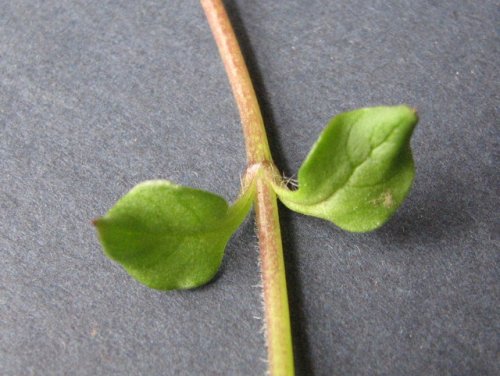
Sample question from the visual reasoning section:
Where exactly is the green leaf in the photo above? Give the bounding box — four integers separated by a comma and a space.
94, 180, 253, 290
274, 105, 417, 232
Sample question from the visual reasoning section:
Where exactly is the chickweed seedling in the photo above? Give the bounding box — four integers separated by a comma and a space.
94, 1, 418, 375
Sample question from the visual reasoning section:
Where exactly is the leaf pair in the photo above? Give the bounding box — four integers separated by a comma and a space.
94, 105, 418, 290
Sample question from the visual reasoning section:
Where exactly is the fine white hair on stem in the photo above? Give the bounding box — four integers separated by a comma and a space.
281, 172, 298, 189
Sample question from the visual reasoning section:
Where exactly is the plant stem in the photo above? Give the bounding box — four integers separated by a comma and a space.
200, 1, 294, 375
200, 0, 271, 165
254, 172, 294, 376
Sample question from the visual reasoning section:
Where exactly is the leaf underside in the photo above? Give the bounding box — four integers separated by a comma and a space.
94, 180, 252, 290
274, 105, 418, 232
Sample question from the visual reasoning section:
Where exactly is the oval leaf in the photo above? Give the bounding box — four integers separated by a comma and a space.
94, 180, 253, 290
274, 105, 417, 232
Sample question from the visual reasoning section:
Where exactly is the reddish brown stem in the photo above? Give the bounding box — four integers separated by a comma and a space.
201, 0, 272, 164
201, 1, 294, 375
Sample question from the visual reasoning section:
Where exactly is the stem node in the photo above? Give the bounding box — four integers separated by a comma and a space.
201, 1, 295, 375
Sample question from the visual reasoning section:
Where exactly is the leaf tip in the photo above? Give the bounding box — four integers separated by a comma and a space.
401, 104, 419, 123
92, 218, 103, 227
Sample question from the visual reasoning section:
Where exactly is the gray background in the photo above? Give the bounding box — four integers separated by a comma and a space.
1, 0, 498, 375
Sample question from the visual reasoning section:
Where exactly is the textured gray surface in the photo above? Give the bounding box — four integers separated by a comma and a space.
1, 0, 498, 375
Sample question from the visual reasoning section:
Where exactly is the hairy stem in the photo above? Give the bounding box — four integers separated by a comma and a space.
201, 0, 294, 375
254, 171, 294, 376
